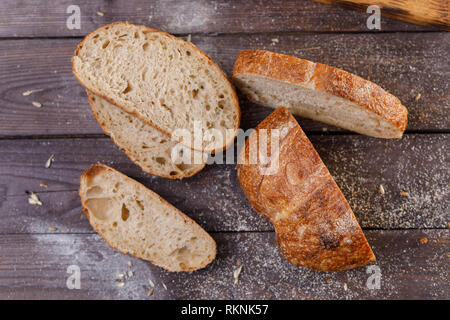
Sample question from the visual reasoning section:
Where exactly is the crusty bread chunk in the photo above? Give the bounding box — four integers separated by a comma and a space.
237, 107, 375, 271
79, 163, 216, 272
233, 50, 407, 139
87, 91, 206, 179
73, 22, 240, 153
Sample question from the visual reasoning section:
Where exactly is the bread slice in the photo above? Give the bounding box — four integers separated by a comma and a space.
87, 91, 206, 179
233, 50, 407, 139
73, 22, 240, 153
79, 163, 216, 272
237, 107, 375, 271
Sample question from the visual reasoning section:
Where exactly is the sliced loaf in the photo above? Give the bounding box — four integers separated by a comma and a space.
233, 50, 408, 138
237, 107, 375, 271
87, 91, 206, 179
79, 163, 216, 272
73, 22, 240, 153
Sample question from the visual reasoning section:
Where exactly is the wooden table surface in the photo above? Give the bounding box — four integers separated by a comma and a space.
0, 0, 448, 300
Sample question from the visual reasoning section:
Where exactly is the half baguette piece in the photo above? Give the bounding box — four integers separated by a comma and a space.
87, 91, 207, 179
237, 107, 375, 271
73, 22, 240, 153
233, 50, 407, 139
79, 163, 216, 272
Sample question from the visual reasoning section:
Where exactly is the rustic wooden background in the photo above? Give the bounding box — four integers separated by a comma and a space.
0, 0, 448, 300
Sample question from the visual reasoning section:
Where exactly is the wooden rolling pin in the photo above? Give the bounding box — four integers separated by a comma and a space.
313, 0, 449, 30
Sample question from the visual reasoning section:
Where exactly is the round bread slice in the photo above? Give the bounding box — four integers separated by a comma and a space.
233, 50, 408, 139
73, 22, 240, 153
79, 163, 217, 272
87, 91, 207, 179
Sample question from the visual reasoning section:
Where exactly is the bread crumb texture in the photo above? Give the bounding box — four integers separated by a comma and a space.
73, 22, 240, 153
79, 163, 216, 272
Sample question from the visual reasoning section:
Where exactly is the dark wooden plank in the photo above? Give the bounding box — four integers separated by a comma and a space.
0, 134, 447, 233
0, 0, 433, 38
0, 230, 448, 299
314, 0, 450, 30
0, 33, 448, 137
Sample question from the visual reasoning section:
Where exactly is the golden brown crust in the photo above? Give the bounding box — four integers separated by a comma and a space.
73, 22, 241, 154
237, 107, 375, 272
79, 163, 217, 272
86, 91, 206, 179
233, 50, 408, 136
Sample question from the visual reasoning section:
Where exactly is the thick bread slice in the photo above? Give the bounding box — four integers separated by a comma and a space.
233, 50, 407, 139
79, 163, 216, 272
87, 91, 207, 179
237, 107, 375, 271
73, 22, 240, 153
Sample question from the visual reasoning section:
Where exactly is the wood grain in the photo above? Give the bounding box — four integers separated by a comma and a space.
0, 0, 433, 38
314, 0, 450, 30
0, 230, 448, 299
0, 134, 447, 233
0, 32, 448, 137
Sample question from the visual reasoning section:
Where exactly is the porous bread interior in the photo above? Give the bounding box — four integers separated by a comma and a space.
73, 23, 239, 152
80, 166, 216, 271
89, 93, 206, 179
234, 74, 402, 138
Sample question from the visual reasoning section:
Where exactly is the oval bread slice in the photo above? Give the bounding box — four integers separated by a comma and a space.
237, 107, 375, 271
79, 163, 216, 272
87, 91, 207, 179
233, 50, 408, 139
73, 22, 240, 153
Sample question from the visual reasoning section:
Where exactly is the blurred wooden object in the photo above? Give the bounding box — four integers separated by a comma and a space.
314, 0, 450, 30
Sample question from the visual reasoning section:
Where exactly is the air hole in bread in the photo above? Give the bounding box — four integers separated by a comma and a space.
155, 157, 166, 165
121, 203, 130, 221
123, 82, 133, 94
102, 40, 110, 49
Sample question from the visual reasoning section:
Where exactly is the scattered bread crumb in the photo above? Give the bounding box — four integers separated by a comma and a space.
236, 259, 242, 266
32, 101, 42, 108
49, 226, 57, 231
147, 288, 154, 296
162, 282, 167, 290
379, 185, 385, 195
415, 93, 421, 101
127, 270, 133, 278
233, 265, 243, 284
28, 192, 42, 206
148, 279, 155, 287
419, 113, 425, 121
97, 11, 104, 16
400, 191, 409, 197
45, 154, 54, 168
116, 282, 124, 288
322, 127, 328, 132
271, 38, 279, 45
22, 89, 43, 96
40, 183, 47, 188
343, 283, 348, 291
420, 237, 428, 244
